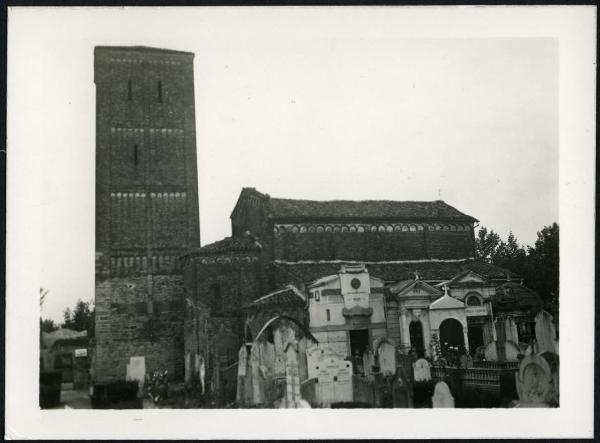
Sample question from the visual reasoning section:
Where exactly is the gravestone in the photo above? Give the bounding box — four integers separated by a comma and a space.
281, 344, 302, 408
363, 348, 375, 379
378, 342, 396, 376
393, 370, 413, 408
535, 310, 557, 354
297, 337, 308, 382
249, 343, 268, 406
126, 356, 145, 386
504, 317, 519, 343
198, 355, 206, 394
459, 353, 473, 369
184, 352, 191, 383
237, 346, 247, 403
307, 346, 353, 406
237, 345, 247, 377
432, 381, 455, 408
515, 352, 559, 407
484, 340, 521, 362
413, 358, 431, 382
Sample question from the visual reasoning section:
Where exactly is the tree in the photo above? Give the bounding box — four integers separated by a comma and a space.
39, 287, 58, 337
493, 231, 527, 274
62, 299, 95, 338
41, 318, 59, 333
523, 223, 559, 309
476, 223, 559, 309
475, 226, 501, 262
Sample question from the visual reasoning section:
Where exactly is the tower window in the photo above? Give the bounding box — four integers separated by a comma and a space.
157, 80, 163, 103
326, 309, 331, 321
127, 79, 132, 101
133, 144, 139, 166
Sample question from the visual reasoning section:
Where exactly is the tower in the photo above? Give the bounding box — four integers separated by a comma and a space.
94, 46, 200, 383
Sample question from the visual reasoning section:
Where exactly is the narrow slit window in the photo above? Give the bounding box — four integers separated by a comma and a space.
157, 80, 163, 103
133, 144, 139, 166
326, 309, 330, 321
127, 79, 132, 101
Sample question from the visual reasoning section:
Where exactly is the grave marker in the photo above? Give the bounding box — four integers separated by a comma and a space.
535, 310, 557, 354
432, 381, 455, 408
307, 346, 353, 406
413, 358, 431, 382
515, 352, 559, 407
126, 356, 145, 385
363, 348, 375, 379
378, 342, 396, 375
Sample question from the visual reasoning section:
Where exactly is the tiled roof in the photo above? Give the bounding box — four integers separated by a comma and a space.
493, 282, 542, 313
267, 197, 477, 222
272, 259, 516, 284
242, 285, 306, 310
95, 46, 193, 56
186, 233, 262, 256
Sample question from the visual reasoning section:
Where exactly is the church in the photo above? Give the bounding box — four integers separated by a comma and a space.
180, 188, 543, 389
92, 46, 544, 399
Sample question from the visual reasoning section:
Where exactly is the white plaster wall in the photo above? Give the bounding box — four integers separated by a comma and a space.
429, 308, 468, 331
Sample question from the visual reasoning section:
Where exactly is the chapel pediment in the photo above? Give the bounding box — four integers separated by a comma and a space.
390, 279, 442, 298
436, 270, 489, 288
429, 293, 465, 310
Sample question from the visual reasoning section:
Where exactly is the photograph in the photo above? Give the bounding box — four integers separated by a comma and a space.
5, 4, 595, 440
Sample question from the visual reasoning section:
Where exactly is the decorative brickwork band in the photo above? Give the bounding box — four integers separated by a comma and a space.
273, 222, 472, 236
194, 255, 260, 265
109, 255, 182, 276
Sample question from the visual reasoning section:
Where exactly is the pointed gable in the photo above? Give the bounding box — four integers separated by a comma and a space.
429, 293, 465, 310
436, 270, 489, 289
390, 279, 442, 297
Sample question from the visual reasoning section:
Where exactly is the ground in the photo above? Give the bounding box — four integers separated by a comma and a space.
47, 383, 91, 409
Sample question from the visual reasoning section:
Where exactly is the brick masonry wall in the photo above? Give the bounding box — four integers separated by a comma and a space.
94, 47, 200, 383
94, 274, 185, 383
182, 252, 267, 380
271, 229, 474, 262
273, 231, 429, 261
95, 47, 200, 261
426, 230, 475, 259
231, 193, 269, 238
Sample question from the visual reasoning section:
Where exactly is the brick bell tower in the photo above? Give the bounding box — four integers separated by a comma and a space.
94, 46, 200, 383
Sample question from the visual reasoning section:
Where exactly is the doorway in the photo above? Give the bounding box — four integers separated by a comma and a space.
409, 321, 425, 357
439, 318, 466, 353
349, 329, 369, 357
467, 325, 484, 354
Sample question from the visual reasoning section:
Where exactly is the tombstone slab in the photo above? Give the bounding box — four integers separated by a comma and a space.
432, 381, 455, 408
413, 358, 431, 382
378, 342, 396, 376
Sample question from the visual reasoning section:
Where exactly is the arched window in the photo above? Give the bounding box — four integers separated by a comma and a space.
465, 292, 482, 307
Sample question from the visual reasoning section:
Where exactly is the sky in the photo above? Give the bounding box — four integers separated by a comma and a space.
8, 8, 558, 323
